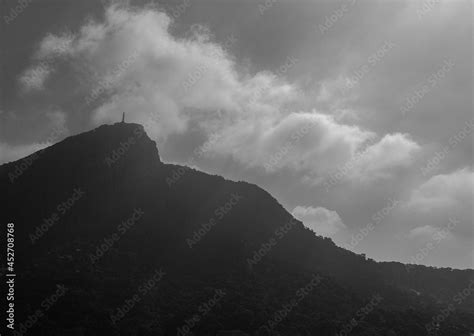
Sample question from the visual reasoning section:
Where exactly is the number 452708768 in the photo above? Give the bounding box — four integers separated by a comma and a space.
7, 222, 14, 272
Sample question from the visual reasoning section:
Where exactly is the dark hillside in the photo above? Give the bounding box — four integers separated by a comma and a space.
1, 123, 472, 335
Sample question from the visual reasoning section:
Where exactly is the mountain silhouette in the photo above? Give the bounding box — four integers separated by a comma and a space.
1, 122, 473, 336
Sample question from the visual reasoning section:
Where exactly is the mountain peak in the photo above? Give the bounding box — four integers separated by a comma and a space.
0, 122, 162, 185
85, 121, 148, 141
64, 121, 162, 170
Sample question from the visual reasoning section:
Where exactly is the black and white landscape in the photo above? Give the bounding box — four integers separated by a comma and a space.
1, 0, 473, 335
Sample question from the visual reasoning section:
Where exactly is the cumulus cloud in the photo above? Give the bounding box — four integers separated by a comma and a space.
349, 133, 421, 181
210, 112, 374, 172
18, 65, 52, 91
406, 168, 474, 212
18, 33, 74, 92
292, 206, 347, 237
24, 4, 299, 141
403, 168, 473, 247
209, 111, 420, 183
408, 224, 454, 242
34, 33, 74, 60
21, 3, 421, 183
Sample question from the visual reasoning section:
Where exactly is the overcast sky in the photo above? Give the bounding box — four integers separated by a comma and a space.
1, 0, 472, 269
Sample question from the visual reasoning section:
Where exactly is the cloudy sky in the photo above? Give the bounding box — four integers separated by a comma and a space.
1, 0, 472, 269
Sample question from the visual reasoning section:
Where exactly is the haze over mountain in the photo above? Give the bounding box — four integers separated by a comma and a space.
1, 122, 473, 335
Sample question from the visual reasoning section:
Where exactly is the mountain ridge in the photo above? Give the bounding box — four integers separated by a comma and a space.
1, 122, 473, 335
